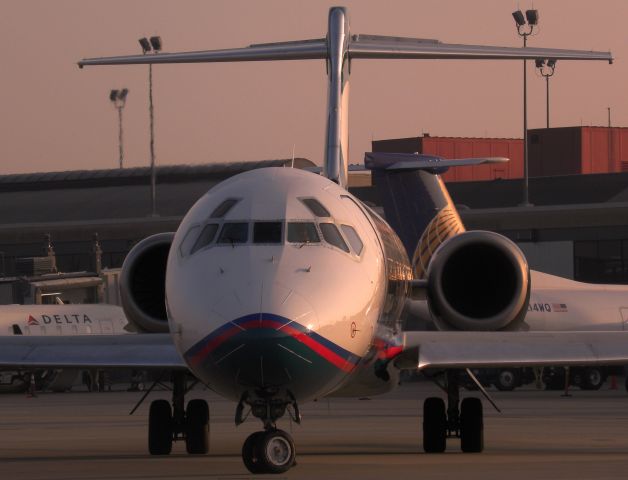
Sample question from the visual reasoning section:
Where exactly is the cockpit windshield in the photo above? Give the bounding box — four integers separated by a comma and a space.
180, 201, 364, 257
287, 222, 320, 244
254, 222, 282, 244
319, 223, 350, 253
217, 223, 249, 244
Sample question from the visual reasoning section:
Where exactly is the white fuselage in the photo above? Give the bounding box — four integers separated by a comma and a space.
523, 271, 628, 331
166, 167, 409, 403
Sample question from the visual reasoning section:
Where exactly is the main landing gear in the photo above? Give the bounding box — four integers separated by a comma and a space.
423, 370, 484, 453
146, 372, 210, 455
237, 391, 300, 474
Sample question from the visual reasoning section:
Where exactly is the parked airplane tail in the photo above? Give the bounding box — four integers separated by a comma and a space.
365, 152, 507, 279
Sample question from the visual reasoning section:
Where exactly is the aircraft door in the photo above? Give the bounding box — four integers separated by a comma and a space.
620, 308, 628, 330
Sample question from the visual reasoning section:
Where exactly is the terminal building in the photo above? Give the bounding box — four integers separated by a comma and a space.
0, 127, 627, 305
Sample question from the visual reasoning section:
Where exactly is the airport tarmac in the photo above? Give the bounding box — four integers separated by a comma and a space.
2, 381, 628, 480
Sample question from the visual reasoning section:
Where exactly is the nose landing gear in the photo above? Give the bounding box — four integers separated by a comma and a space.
237, 391, 300, 474
242, 429, 296, 474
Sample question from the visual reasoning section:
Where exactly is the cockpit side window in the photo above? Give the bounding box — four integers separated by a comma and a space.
287, 222, 320, 244
179, 225, 201, 256
254, 222, 282, 244
341, 224, 364, 255
300, 198, 331, 217
190, 223, 219, 254
319, 223, 350, 253
217, 223, 249, 244
210, 198, 239, 218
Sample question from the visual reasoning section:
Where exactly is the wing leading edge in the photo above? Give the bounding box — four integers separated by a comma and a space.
0, 334, 187, 370
398, 331, 628, 370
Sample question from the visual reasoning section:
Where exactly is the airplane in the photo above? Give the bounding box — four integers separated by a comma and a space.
1, 6, 627, 475
368, 150, 628, 391
0, 303, 129, 392
0, 303, 129, 336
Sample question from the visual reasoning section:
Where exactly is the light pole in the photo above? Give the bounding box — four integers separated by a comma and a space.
109, 88, 129, 169
535, 59, 557, 128
139, 36, 162, 217
513, 8, 539, 207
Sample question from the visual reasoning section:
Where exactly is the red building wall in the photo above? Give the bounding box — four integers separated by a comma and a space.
420, 136, 523, 182
373, 128, 628, 182
530, 127, 628, 176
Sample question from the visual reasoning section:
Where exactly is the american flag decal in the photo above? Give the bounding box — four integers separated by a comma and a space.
552, 303, 568, 313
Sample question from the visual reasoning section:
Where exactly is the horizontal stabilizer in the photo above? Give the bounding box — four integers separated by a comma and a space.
78, 34, 612, 68
349, 34, 612, 63
365, 152, 508, 174
78, 39, 327, 68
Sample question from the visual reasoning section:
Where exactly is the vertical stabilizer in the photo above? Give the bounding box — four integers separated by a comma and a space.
324, 7, 351, 188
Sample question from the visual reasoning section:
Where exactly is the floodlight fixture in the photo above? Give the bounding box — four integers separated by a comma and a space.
512, 10, 526, 27
109, 89, 119, 102
149, 36, 162, 52
526, 9, 539, 26
535, 58, 545, 69
119, 88, 129, 101
547, 58, 557, 68
139, 37, 151, 53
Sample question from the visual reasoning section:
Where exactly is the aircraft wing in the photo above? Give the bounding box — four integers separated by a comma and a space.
0, 334, 187, 370
397, 331, 628, 370
78, 34, 611, 68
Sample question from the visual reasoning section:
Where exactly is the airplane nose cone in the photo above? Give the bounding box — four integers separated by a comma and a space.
210, 280, 319, 333
182, 280, 359, 401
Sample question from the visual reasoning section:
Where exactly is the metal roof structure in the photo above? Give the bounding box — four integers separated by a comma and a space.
0, 159, 314, 192
0, 159, 315, 224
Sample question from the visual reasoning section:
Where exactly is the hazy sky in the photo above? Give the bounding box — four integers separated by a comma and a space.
0, 0, 625, 174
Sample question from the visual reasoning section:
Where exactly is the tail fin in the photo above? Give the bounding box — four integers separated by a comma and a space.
365, 152, 507, 279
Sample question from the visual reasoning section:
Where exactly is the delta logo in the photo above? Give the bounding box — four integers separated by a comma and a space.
26, 313, 93, 325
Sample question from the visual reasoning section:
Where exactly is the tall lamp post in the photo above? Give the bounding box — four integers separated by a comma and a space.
512, 8, 539, 207
535, 59, 557, 128
139, 36, 162, 217
109, 88, 129, 169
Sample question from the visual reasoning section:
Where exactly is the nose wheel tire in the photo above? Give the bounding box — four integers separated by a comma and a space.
242, 429, 296, 474
185, 399, 210, 454
423, 397, 447, 453
148, 399, 173, 455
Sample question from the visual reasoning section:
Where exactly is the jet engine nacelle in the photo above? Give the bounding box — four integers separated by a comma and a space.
119, 233, 174, 333
426, 230, 530, 331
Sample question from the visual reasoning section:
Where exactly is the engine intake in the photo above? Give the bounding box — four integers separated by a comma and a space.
120, 233, 174, 333
427, 231, 530, 331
